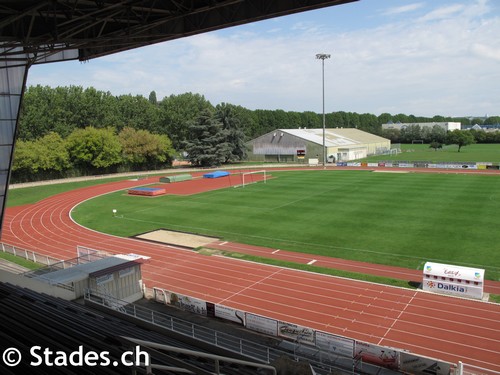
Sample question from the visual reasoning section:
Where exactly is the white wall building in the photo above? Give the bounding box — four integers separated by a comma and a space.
382, 122, 461, 131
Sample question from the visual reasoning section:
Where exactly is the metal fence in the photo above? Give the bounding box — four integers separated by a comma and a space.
458, 362, 500, 375
84, 289, 373, 375
1, 242, 62, 266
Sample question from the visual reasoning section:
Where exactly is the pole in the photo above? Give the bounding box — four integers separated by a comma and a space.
316, 53, 330, 167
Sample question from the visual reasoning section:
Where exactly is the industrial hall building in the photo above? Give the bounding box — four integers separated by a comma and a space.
247, 128, 391, 164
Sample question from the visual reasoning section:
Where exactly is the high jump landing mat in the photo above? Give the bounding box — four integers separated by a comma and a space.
203, 170, 230, 178
127, 187, 166, 196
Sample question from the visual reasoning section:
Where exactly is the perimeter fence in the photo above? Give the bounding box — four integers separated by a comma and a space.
1, 242, 62, 266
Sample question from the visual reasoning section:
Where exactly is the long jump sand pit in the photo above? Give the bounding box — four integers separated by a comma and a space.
135, 229, 219, 249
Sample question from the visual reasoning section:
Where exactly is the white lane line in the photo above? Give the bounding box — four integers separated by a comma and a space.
307, 259, 317, 265
272, 249, 280, 254
378, 290, 418, 346
218, 268, 284, 305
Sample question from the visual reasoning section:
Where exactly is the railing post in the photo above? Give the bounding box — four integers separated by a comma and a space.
457, 361, 463, 375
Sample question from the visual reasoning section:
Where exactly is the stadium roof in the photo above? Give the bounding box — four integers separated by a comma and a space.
281, 128, 389, 147
0, 0, 356, 64
33, 254, 150, 284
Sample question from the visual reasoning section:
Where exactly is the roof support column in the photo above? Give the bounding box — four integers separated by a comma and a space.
0, 47, 30, 239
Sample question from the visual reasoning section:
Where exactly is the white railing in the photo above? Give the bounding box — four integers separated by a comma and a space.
84, 289, 360, 374
457, 362, 500, 375
124, 336, 277, 375
1, 242, 62, 266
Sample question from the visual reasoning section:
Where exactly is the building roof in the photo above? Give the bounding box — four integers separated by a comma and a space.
33, 254, 149, 285
281, 128, 389, 147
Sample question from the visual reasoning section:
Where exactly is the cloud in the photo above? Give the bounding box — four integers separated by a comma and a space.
471, 43, 500, 61
382, 3, 424, 16
418, 4, 465, 22
27, 0, 499, 117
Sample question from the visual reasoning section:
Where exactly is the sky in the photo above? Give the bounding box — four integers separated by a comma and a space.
27, 0, 500, 118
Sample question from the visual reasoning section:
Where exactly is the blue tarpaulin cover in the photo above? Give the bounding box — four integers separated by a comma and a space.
203, 171, 230, 178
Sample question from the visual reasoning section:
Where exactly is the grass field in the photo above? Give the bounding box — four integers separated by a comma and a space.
364, 143, 500, 163
72, 170, 500, 281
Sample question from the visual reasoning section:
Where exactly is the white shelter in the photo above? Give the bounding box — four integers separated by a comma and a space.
34, 253, 149, 302
422, 262, 484, 300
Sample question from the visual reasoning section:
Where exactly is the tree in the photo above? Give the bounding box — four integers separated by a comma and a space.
115, 94, 160, 133
183, 109, 230, 167
12, 132, 70, 181
215, 103, 247, 162
358, 113, 380, 134
429, 141, 442, 151
484, 116, 500, 125
300, 111, 321, 130
429, 125, 447, 144
66, 127, 122, 170
36, 132, 70, 172
118, 127, 174, 169
378, 113, 392, 126
158, 92, 213, 149
148, 90, 158, 105
381, 128, 401, 143
445, 130, 475, 152
400, 125, 422, 143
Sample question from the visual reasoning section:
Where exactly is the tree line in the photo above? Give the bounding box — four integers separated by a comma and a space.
381, 125, 500, 144
12, 84, 500, 182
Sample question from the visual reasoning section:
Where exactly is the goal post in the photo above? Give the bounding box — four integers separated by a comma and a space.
241, 170, 266, 188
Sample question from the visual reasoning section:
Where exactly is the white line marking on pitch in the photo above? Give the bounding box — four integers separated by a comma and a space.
272, 249, 280, 254
307, 259, 317, 265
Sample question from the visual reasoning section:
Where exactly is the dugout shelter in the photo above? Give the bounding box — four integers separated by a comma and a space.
32, 253, 150, 302
422, 262, 485, 300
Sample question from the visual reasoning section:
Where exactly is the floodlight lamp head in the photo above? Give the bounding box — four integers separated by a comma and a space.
316, 53, 331, 60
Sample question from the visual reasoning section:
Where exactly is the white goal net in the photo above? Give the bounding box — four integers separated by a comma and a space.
241, 170, 267, 188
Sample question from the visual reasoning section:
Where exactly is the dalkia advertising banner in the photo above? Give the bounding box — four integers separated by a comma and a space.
422, 279, 483, 299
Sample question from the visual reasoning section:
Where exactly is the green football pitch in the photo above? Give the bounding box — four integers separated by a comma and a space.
72, 170, 500, 280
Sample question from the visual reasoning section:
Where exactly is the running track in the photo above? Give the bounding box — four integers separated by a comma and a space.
2, 175, 500, 371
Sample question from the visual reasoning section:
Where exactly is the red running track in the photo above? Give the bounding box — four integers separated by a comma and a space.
208, 241, 500, 296
2, 175, 500, 371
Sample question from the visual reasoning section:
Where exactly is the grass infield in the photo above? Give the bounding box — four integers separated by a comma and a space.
71, 170, 500, 281
364, 143, 500, 163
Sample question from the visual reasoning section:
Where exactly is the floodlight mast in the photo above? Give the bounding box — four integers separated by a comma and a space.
316, 53, 330, 167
